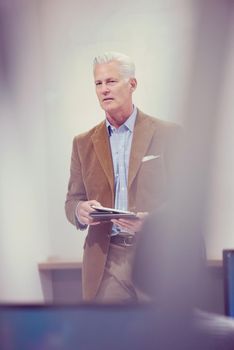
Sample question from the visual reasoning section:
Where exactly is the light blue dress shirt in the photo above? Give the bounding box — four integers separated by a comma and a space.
106, 106, 137, 236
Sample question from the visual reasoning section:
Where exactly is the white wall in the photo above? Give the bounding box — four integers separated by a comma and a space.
0, 0, 233, 301
206, 4, 234, 259
0, 0, 49, 301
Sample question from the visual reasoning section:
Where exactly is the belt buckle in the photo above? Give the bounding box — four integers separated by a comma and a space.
123, 235, 135, 247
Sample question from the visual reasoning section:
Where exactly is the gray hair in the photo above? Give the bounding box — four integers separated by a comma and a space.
93, 51, 135, 78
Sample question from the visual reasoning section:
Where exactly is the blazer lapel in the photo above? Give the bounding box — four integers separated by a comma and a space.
91, 122, 114, 193
128, 111, 157, 189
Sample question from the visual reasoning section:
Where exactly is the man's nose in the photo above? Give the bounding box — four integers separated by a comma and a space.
100, 83, 110, 94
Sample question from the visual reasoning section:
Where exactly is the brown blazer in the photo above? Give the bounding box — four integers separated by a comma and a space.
65, 109, 181, 300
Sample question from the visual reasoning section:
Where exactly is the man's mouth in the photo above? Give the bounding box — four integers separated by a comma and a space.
103, 98, 114, 102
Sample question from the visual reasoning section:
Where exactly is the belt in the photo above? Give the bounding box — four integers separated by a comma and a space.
110, 234, 136, 247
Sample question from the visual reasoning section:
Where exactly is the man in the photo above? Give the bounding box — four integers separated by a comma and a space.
65, 51, 180, 302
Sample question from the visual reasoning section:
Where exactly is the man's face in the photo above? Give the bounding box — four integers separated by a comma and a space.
94, 61, 137, 118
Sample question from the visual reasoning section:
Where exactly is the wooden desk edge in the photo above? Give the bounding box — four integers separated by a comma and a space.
207, 259, 222, 268
38, 261, 82, 271
38, 259, 222, 271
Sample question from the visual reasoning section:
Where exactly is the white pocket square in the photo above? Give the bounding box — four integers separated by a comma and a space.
142, 155, 160, 162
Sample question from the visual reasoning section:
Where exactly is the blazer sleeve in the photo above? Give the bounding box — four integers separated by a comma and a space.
65, 136, 88, 229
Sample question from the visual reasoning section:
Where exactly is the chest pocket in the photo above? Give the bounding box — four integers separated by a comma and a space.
137, 154, 166, 203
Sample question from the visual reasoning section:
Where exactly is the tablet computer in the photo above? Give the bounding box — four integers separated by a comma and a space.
90, 206, 138, 221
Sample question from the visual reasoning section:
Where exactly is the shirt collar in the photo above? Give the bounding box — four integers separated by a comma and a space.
106, 105, 137, 136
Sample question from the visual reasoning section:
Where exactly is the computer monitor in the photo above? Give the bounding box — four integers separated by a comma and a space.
1, 302, 234, 349
0, 303, 156, 350
223, 249, 234, 317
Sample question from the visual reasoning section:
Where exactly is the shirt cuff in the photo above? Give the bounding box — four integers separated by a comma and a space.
75, 201, 88, 231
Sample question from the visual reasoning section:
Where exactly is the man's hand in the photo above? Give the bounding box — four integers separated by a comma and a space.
76, 200, 102, 226
111, 212, 148, 233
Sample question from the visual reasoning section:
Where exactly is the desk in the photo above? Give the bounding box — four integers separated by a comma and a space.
38, 259, 224, 313
38, 260, 82, 303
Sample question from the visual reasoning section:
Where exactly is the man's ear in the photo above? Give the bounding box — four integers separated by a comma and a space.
129, 78, 137, 92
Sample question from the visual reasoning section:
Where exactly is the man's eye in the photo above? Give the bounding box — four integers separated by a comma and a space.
108, 80, 117, 85
95, 82, 101, 86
